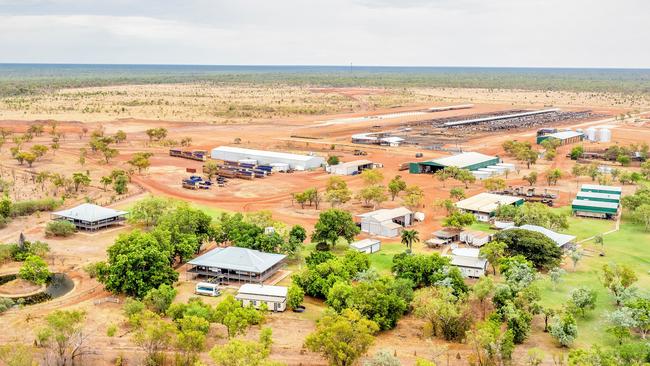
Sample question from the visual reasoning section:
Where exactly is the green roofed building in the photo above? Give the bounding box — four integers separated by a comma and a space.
575, 191, 621, 204
409, 152, 500, 174
572, 199, 619, 219
536, 130, 584, 145
580, 184, 623, 195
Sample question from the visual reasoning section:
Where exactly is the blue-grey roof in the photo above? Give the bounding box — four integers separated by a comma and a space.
52, 203, 127, 222
188, 246, 286, 273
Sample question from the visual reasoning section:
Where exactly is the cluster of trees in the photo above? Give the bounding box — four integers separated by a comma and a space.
540, 138, 561, 161
502, 140, 538, 168
145, 127, 168, 142
433, 166, 476, 189
493, 229, 563, 269
96, 203, 213, 297
0, 237, 49, 264
88, 127, 120, 164
310, 209, 360, 251
100, 169, 130, 194
572, 162, 643, 186
494, 202, 569, 231
622, 187, 650, 231
292, 250, 369, 299
212, 211, 306, 257
392, 252, 468, 294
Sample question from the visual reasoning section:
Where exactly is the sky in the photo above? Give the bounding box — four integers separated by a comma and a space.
0, 0, 648, 68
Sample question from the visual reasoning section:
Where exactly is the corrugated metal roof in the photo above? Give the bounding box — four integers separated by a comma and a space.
546, 131, 583, 140
188, 247, 286, 273
212, 146, 320, 162
450, 255, 488, 269
571, 199, 619, 209
580, 184, 623, 193
455, 193, 523, 213
350, 239, 381, 249
357, 207, 413, 222
444, 109, 560, 127
332, 160, 373, 169
237, 284, 287, 298
576, 191, 621, 201
52, 203, 127, 222
429, 152, 498, 169
514, 224, 576, 247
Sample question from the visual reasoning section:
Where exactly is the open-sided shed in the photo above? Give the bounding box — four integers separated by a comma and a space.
409, 152, 499, 174
51, 203, 127, 231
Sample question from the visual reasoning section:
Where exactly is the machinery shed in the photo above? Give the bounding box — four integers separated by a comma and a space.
576, 191, 621, 203
211, 146, 324, 170
328, 160, 375, 175
572, 199, 619, 219
580, 184, 623, 195
409, 152, 499, 174
536, 130, 584, 145
455, 193, 524, 222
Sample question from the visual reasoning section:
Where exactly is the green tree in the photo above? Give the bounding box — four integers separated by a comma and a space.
129, 196, 172, 227
570, 145, 584, 160
402, 185, 424, 210
19, 255, 51, 285
412, 286, 472, 341
549, 267, 566, 291
97, 230, 178, 298
132, 311, 177, 365
360, 169, 384, 186
325, 177, 352, 207
311, 209, 360, 250
568, 287, 598, 317
473, 276, 495, 318
114, 130, 127, 143
545, 168, 562, 186
631, 204, 650, 231
523, 171, 538, 186
71, 172, 91, 192
30, 144, 48, 159
400, 229, 419, 252
113, 173, 128, 194
209, 338, 277, 366
617, 154, 631, 166
364, 349, 401, 366
602, 263, 638, 306
494, 228, 563, 269
128, 152, 153, 174
143, 284, 178, 314
388, 175, 407, 201
99, 175, 112, 191
549, 312, 578, 347
449, 187, 465, 201
466, 319, 515, 365
442, 211, 476, 230
483, 177, 506, 192
305, 309, 379, 366
213, 295, 264, 338
203, 160, 220, 180
480, 241, 508, 275
358, 185, 387, 208
287, 283, 305, 310
37, 310, 87, 366
327, 155, 340, 165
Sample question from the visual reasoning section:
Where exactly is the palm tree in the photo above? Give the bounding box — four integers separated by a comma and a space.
401, 229, 420, 253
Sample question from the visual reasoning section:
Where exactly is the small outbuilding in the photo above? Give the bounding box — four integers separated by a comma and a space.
455, 193, 524, 222
349, 239, 381, 253
51, 203, 128, 231
450, 248, 488, 278
536, 130, 584, 145
431, 228, 461, 244
460, 230, 492, 247
328, 160, 375, 176
235, 284, 287, 312
357, 207, 414, 238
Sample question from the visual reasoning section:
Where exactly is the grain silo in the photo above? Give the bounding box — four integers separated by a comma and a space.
598, 128, 612, 143
586, 127, 597, 142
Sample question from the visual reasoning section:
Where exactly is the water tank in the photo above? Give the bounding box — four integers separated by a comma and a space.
586, 127, 597, 141
599, 128, 611, 143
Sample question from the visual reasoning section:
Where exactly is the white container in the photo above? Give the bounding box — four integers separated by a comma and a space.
195, 282, 220, 297
238, 159, 258, 165
598, 128, 611, 143
586, 127, 597, 142
472, 171, 492, 180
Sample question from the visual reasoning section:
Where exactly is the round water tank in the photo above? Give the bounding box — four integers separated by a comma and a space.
599, 128, 612, 143
586, 127, 597, 141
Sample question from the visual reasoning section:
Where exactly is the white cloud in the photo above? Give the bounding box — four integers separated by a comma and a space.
0, 0, 648, 67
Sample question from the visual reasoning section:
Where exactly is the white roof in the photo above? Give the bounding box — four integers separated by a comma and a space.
444, 108, 560, 127
381, 221, 402, 230
358, 207, 413, 222
429, 152, 498, 169
237, 284, 287, 298
581, 184, 623, 193
572, 199, 620, 209
212, 146, 318, 162
455, 193, 522, 214
350, 239, 380, 249
52, 203, 127, 222
380, 136, 405, 143
188, 246, 286, 273
546, 131, 583, 140
333, 160, 373, 168
576, 191, 621, 200
451, 255, 488, 269
451, 248, 481, 257
511, 224, 576, 247
351, 133, 378, 141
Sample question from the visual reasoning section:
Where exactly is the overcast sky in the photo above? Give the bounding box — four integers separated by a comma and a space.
0, 0, 648, 68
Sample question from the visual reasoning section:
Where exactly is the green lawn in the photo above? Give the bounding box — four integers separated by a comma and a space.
537, 216, 650, 347
554, 206, 616, 241
368, 242, 406, 275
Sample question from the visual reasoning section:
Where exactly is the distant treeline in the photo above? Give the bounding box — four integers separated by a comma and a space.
1, 64, 650, 97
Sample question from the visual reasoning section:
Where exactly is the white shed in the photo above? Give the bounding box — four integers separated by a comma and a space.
235, 284, 288, 312
329, 160, 374, 176
350, 239, 381, 254
450, 248, 488, 278
357, 207, 414, 238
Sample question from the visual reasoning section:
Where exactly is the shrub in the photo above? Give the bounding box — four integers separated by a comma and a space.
45, 220, 76, 237
143, 284, 177, 314
107, 324, 117, 337
10, 198, 62, 217
18, 255, 51, 285
0, 297, 14, 313
287, 283, 305, 310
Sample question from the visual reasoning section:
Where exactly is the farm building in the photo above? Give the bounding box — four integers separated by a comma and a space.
450, 248, 488, 278
572, 199, 619, 219
431, 228, 461, 244
357, 207, 414, 238
51, 203, 127, 231
459, 230, 492, 247
536, 130, 584, 145
576, 191, 621, 203
579, 184, 623, 195
455, 193, 524, 222
328, 160, 375, 175
210, 146, 324, 170
351, 133, 404, 147
187, 246, 286, 284
349, 239, 381, 253
235, 284, 287, 312
409, 152, 500, 174
507, 224, 576, 248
